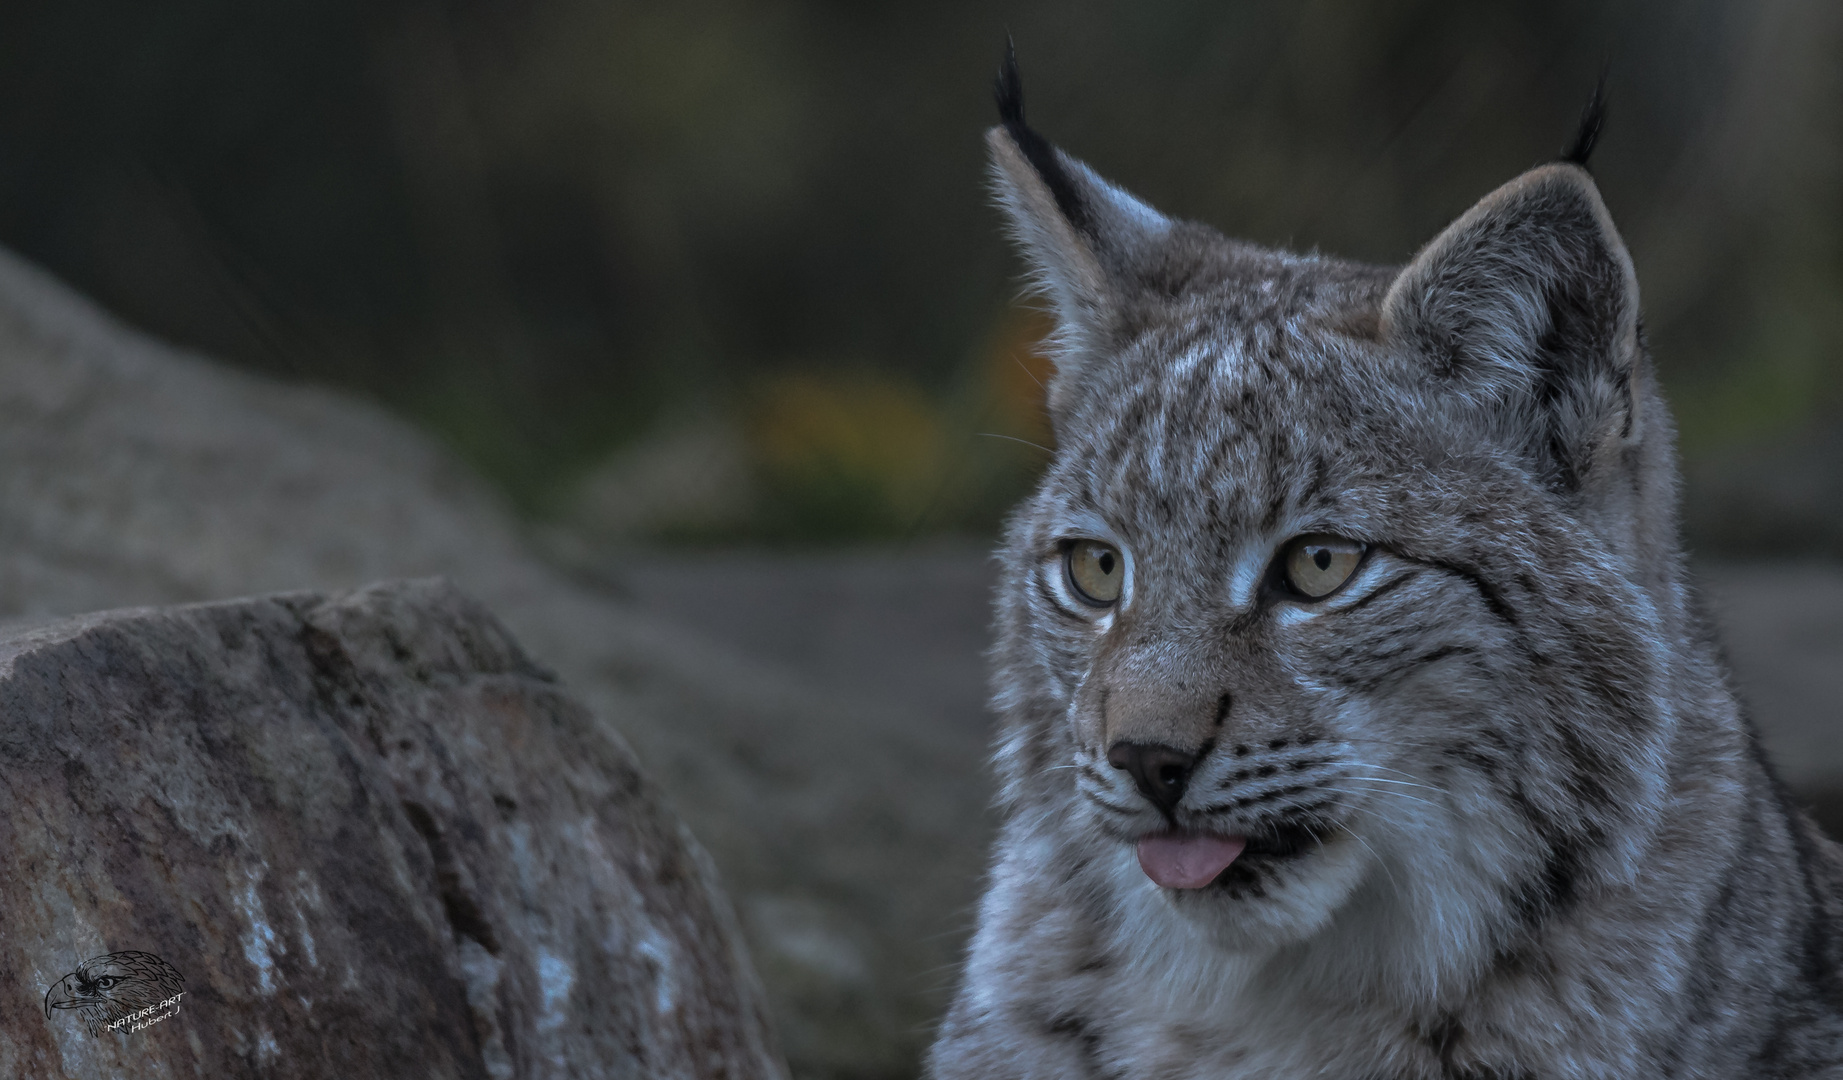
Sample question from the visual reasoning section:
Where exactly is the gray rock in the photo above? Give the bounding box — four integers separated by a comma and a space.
564, 414, 758, 541
0, 578, 783, 1080
0, 247, 986, 1078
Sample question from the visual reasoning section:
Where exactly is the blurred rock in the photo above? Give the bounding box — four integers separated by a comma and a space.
614, 545, 998, 735
0, 248, 990, 1079
565, 415, 758, 541
0, 579, 783, 1080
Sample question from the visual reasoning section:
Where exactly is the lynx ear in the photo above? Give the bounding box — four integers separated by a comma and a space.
986, 43, 1172, 417
1381, 163, 1642, 491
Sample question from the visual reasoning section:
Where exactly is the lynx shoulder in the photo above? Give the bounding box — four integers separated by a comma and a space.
928, 48, 1843, 1080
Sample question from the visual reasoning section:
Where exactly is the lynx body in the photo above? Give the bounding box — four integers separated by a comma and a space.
928, 55, 1843, 1079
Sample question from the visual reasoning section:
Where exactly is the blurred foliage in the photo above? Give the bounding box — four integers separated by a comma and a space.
0, 0, 1837, 540
750, 374, 952, 540
741, 309, 1058, 541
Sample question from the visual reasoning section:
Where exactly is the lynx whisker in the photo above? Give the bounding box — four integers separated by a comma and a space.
1338, 823, 1402, 894
1343, 761, 1441, 784
1339, 773, 1448, 797
1308, 784, 1443, 814
977, 432, 1053, 455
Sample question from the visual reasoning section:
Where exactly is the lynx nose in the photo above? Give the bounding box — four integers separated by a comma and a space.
1107, 741, 1201, 814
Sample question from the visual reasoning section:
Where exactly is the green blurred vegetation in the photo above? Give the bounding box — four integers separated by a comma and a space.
0, 0, 1837, 542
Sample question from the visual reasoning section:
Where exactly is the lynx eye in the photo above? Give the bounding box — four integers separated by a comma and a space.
1065, 540, 1124, 606
1282, 534, 1365, 599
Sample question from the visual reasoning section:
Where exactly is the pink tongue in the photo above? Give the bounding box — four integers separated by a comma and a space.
1136, 834, 1248, 889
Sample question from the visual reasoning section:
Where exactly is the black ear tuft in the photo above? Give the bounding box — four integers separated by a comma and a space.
1562, 72, 1608, 167
992, 38, 1092, 235
996, 36, 1024, 128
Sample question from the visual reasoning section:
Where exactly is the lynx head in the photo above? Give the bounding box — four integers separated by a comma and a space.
986, 47, 1684, 989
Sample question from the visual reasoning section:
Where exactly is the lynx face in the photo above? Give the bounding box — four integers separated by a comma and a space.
983, 60, 1679, 969
935, 51, 1843, 1080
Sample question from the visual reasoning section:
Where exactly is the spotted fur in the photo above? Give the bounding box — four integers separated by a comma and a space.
928, 53, 1843, 1080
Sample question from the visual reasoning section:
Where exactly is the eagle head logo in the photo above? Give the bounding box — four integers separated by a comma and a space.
44, 952, 185, 1036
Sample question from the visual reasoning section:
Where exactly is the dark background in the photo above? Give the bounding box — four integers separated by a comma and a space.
1, 0, 1838, 543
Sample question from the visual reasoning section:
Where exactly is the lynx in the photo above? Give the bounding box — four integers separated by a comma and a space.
928, 48, 1843, 1080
